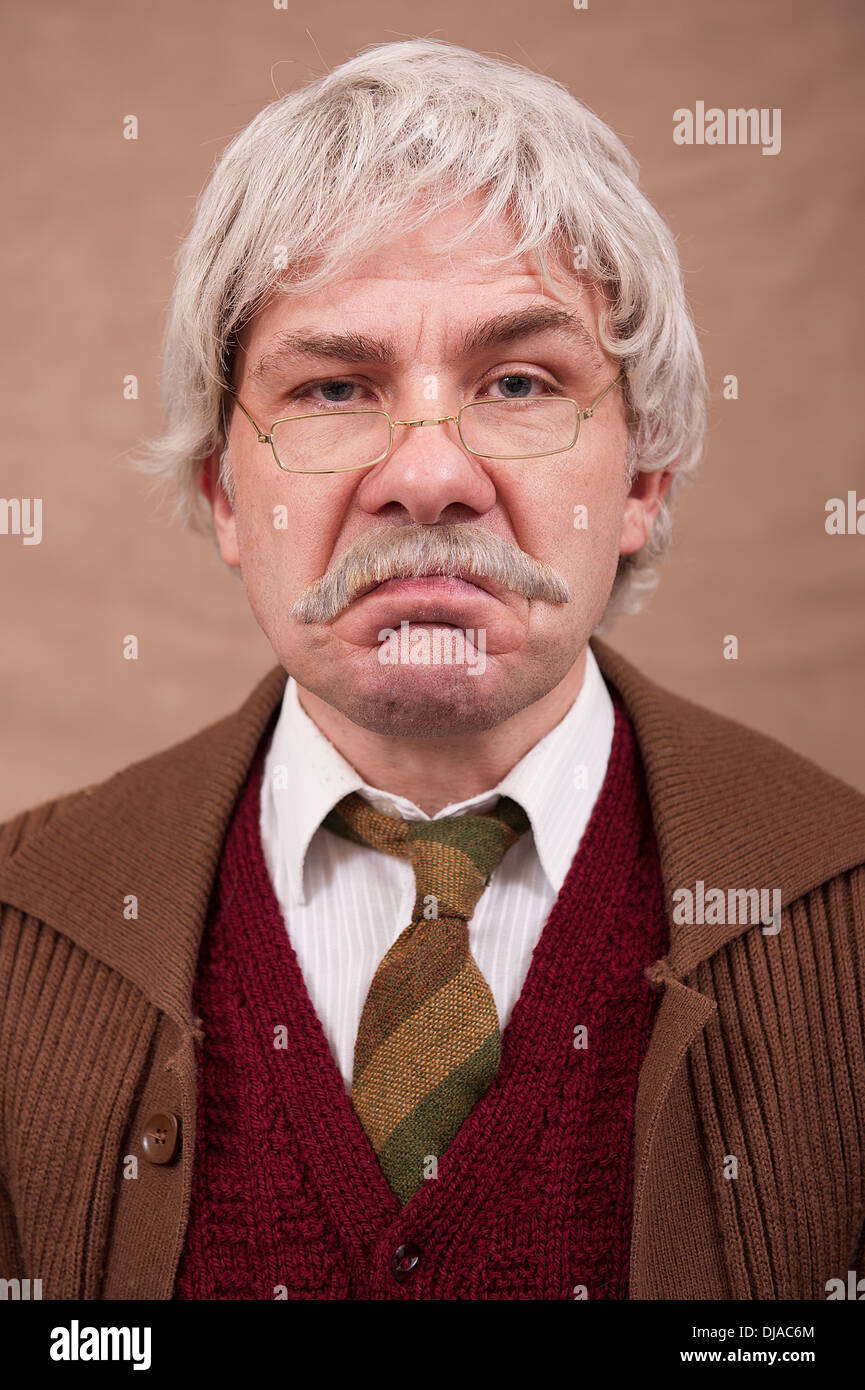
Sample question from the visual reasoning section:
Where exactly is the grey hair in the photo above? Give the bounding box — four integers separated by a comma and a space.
133, 38, 706, 627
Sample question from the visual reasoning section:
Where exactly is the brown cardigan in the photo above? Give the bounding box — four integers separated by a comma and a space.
1, 638, 864, 1300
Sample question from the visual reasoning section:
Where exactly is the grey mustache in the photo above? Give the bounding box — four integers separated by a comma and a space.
290, 523, 571, 624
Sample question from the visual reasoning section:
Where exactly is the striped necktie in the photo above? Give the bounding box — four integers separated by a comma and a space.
322, 791, 531, 1205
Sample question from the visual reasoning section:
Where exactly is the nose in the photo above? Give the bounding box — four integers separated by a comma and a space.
355, 414, 497, 526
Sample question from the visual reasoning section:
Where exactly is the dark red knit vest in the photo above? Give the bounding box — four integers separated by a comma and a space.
174, 689, 668, 1300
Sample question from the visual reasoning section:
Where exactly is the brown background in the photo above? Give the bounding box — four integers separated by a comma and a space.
1, 0, 863, 818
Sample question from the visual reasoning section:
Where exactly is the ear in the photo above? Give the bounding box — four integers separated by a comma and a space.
200, 449, 240, 568
619, 465, 674, 557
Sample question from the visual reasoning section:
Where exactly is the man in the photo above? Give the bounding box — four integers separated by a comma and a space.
1, 38, 864, 1302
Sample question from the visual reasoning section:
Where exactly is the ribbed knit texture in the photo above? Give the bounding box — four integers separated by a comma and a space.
173, 694, 668, 1300
0, 796, 160, 1299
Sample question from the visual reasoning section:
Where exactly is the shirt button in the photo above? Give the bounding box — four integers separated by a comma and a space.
141, 1112, 179, 1164
391, 1242, 422, 1282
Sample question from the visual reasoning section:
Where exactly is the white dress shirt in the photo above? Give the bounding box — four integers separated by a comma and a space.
259, 647, 615, 1091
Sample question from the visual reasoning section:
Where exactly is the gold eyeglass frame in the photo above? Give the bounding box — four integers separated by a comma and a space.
223, 373, 624, 475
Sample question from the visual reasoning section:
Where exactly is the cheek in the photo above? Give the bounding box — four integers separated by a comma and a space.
231, 471, 352, 603
233, 488, 283, 583
502, 456, 628, 583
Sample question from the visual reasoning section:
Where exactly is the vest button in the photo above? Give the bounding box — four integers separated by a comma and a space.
391, 1242, 422, 1282
141, 1111, 179, 1165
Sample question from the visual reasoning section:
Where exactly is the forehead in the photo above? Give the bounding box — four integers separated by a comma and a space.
236, 198, 605, 364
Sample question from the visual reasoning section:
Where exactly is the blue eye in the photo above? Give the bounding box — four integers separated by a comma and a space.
476, 369, 562, 404
319, 380, 355, 403
493, 375, 536, 398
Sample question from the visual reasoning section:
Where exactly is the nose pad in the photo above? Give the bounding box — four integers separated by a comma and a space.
388, 414, 464, 459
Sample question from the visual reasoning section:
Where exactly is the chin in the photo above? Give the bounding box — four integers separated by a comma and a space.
302, 645, 568, 739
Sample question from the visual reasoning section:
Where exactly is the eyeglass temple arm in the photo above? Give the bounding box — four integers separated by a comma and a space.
224, 388, 270, 443
581, 372, 625, 420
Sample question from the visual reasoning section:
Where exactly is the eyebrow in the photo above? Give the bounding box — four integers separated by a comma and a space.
245, 306, 606, 385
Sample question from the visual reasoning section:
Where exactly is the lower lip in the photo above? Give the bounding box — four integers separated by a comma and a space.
329, 574, 524, 652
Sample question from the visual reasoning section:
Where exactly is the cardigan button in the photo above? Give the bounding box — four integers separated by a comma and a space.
391, 1242, 421, 1282
141, 1112, 179, 1165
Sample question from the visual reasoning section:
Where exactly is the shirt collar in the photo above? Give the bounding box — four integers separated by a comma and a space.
260, 646, 614, 907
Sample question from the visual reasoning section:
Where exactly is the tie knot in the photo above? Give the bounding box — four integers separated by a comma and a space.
323, 792, 530, 921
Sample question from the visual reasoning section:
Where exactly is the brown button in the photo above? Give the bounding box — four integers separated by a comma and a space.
141, 1112, 179, 1165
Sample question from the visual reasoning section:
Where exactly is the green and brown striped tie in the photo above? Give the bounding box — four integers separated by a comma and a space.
322, 791, 531, 1205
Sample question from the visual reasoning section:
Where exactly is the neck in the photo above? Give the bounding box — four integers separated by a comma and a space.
295, 647, 589, 816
